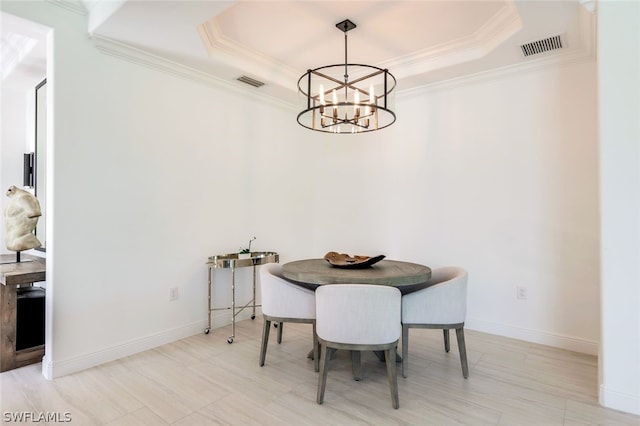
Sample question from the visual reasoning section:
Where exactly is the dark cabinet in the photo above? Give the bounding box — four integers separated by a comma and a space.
16, 286, 45, 351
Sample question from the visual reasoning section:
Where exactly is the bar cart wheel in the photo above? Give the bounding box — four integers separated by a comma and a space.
204, 328, 210, 334
227, 337, 234, 344
251, 314, 256, 320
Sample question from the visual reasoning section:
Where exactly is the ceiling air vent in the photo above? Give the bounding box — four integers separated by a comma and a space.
520, 35, 563, 57
237, 75, 265, 88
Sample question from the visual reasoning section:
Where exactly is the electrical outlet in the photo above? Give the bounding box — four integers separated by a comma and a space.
169, 287, 179, 301
517, 286, 528, 300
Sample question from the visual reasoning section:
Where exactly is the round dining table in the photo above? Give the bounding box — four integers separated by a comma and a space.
281, 258, 432, 294
282, 257, 431, 366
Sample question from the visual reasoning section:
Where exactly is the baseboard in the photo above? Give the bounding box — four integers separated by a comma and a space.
465, 317, 598, 355
41, 355, 53, 380
600, 384, 640, 415
44, 313, 596, 378
48, 310, 259, 378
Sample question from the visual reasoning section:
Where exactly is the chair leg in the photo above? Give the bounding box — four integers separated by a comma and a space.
402, 324, 409, 378
384, 347, 400, 409
316, 344, 330, 404
277, 322, 283, 344
443, 329, 450, 352
351, 351, 362, 381
455, 327, 469, 379
312, 322, 319, 372
259, 319, 271, 366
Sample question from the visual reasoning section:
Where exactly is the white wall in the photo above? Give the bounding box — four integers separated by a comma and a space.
1, 1, 601, 381
391, 62, 600, 351
598, 0, 640, 415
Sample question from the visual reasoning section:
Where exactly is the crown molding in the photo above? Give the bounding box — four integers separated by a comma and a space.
580, 0, 596, 14
398, 46, 596, 100
90, 34, 296, 111
89, 3, 596, 113
398, 4, 596, 99
47, 0, 87, 15
579, 0, 597, 60
379, 1, 522, 79
199, 2, 521, 86
197, 19, 299, 92
473, 1, 524, 54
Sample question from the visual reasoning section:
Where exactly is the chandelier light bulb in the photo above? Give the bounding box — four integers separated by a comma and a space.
354, 90, 360, 116
297, 19, 396, 134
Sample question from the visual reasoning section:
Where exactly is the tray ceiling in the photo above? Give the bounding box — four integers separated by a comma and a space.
8, 1, 596, 104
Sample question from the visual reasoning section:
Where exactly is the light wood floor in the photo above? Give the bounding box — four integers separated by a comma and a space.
1, 318, 639, 425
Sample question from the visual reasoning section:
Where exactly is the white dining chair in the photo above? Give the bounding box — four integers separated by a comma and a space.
259, 263, 318, 372
401, 266, 469, 379
315, 284, 402, 409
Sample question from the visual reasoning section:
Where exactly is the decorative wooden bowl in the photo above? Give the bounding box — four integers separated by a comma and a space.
323, 251, 385, 269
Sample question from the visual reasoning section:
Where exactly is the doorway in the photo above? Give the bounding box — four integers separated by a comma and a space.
1, 11, 52, 378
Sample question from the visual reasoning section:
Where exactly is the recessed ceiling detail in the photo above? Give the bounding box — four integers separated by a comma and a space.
79, 1, 597, 105
198, 1, 520, 86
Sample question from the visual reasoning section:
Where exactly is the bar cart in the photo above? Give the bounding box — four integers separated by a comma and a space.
206, 252, 279, 343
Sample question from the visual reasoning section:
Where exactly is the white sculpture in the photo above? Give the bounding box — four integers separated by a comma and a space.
4, 185, 42, 251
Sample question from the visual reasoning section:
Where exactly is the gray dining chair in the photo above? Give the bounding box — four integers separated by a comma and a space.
259, 263, 318, 372
315, 284, 402, 409
401, 266, 469, 379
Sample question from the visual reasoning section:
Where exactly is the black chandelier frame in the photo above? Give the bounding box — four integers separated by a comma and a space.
296, 19, 397, 134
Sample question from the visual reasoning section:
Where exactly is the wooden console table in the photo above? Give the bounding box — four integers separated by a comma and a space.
0, 253, 46, 372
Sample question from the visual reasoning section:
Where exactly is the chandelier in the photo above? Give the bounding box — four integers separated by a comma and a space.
297, 19, 396, 134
